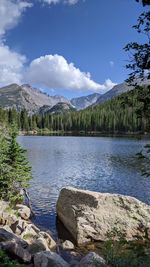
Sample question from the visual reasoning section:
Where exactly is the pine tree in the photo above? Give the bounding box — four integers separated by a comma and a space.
0, 127, 13, 200
0, 126, 32, 204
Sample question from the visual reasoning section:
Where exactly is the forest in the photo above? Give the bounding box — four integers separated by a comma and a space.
0, 85, 150, 135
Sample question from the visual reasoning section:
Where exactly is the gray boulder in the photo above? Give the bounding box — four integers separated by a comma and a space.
0, 228, 31, 263
79, 252, 106, 267
28, 237, 50, 254
0, 228, 28, 247
34, 251, 69, 267
1, 241, 31, 263
57, 187, 150, 245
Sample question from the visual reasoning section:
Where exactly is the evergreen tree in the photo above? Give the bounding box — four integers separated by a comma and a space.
0, 127, 13, 200
0, 126, 32, 204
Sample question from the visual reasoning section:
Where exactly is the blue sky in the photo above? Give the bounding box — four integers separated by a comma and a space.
0, 0, 148, 98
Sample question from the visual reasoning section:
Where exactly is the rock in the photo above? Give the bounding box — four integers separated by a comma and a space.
56, 187, 150, 245
39, 231, 56, 250
1, 241, 31, 263
34, 251, 69, 267
62, 240, 74, 250
21, 224, 39, 241
0, 228, 31, 263
16, 204, 31, 220
0, 228, 28, 247
11, 219, 27, 235
70, 259, 79, 267
28, 237, 50, 254
79, 252, 106, 267
0, 211, 18, 226
2, 225, 14, 234
0, 201, 19, 226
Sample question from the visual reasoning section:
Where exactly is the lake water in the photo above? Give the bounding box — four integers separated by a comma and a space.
18, 136, 150, 238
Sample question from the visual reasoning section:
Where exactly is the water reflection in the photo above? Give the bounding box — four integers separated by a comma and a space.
18, 136, 150, 236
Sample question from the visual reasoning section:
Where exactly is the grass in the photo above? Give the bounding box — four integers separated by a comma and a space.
102, 239, 150, 267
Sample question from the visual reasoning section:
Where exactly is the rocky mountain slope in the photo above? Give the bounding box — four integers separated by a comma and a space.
0, 84, 72, 114
39, 102, 75, 115
71, 93, 100, 110
95, 79, 150, 105
0, 80, 149, 114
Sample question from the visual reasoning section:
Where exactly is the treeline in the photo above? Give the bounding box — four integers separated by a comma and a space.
0, 85, 150, 134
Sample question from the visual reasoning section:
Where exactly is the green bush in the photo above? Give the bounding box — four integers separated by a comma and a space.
0, 250, 25, 267
103, 239, 150, 267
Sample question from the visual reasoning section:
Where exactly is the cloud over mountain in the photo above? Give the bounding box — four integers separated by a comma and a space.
25, 54, 116, 92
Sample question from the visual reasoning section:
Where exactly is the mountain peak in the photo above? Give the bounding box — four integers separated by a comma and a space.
71, 92, 101, 110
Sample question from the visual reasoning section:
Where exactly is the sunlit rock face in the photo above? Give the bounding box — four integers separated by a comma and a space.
56, 187, 150, 245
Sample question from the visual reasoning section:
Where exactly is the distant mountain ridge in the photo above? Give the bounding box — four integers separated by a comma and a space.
95, 79, 150, 106
0, 80, 149, 114
0, 84, 72, 114
71, 93, 100, 110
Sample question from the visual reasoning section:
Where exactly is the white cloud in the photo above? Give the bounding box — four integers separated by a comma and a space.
0, 0, 32, 38
0, 44, 26, 86
0, 0, 116, 93
25, 54, 116, 92
0, 0, 32, 87
41, 0, 79, 5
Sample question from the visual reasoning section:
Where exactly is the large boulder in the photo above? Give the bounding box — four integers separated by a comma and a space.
56, 187, 150, 245
34, 251, 69, 267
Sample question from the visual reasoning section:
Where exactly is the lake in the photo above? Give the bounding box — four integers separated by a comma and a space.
18, 136, 150, 237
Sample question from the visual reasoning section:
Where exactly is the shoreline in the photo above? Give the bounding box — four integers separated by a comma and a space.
19, 130, 150, 139
0, 188, 150, 266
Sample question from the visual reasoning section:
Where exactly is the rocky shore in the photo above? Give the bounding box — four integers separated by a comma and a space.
0, 187, 150, 266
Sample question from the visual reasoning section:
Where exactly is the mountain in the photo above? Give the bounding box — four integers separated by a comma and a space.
95, 79, 150, 105
39, 102, 75, 114
95, 83, 133, 105
71, 93, 100, 110
0, 84, 71, 114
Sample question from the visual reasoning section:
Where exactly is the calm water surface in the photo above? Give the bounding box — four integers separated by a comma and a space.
18, 136, 150, 237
